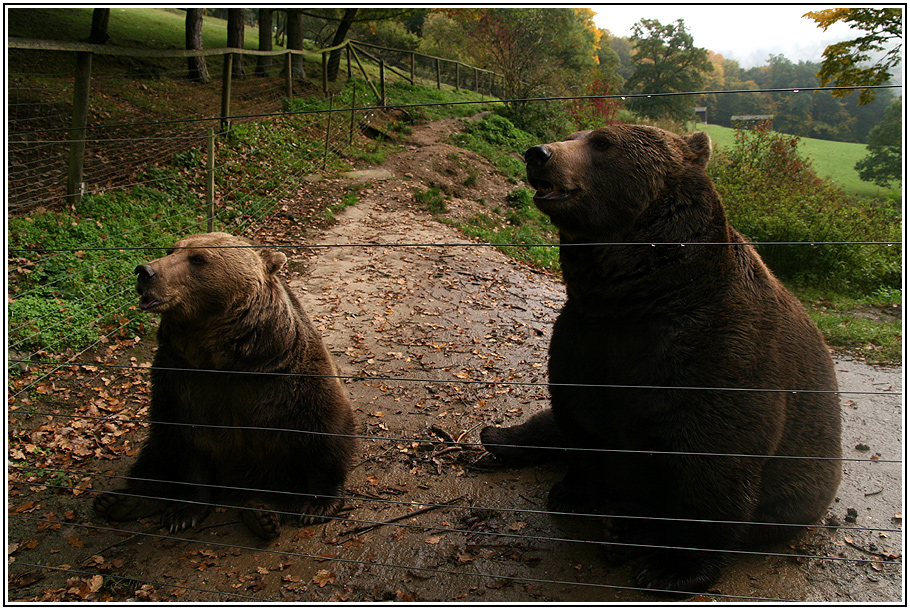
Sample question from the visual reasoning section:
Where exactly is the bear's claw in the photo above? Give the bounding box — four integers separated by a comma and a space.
161, 502, 210, 533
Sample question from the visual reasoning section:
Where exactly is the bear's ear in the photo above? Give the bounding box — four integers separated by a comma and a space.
683, 132, 711, 168
261, 250, 287, 275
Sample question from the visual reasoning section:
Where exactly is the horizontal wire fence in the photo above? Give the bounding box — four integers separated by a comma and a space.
6, 45, 904, 601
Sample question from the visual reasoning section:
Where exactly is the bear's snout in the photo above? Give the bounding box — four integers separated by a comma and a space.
524, 145, 552, 169
135, 264, 157, 284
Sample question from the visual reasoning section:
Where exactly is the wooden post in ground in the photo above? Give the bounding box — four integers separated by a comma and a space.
285, 51, 293, 100
67, 51, 92, 206
220, 53, 233, 132
206, 128, 215, 232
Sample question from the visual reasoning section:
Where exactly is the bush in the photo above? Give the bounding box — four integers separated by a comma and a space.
711, 124, 901, 294
450, 114, 538, 182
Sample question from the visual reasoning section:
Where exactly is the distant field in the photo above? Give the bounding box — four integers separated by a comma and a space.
698, 123, 899, 199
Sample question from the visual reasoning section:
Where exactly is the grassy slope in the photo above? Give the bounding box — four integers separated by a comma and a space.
699, 123, 900, 199
7, 7, 267, 50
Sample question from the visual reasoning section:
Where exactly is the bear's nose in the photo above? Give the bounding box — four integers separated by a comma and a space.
524, 145, 552, 169
135, 264, 157, 283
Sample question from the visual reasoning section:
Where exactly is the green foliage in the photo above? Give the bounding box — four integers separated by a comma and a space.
804, 8, 904, 104
626, 19, 713, 122
855, 97, 903, 187
461, 187, 559, 272
6, 177, 212, 353
699, 123, 900, 199
711, 125, 901, 295
414, 187, 448, 214
450, 113, 538, 181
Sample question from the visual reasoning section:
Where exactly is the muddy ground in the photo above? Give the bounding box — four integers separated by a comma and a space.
7, 119, 904, 603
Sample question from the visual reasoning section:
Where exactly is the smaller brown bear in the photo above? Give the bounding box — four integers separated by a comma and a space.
94, 232, 356, 539
480, 125, 841, 594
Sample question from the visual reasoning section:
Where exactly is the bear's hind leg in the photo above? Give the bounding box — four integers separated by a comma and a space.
480, 409, 567, 465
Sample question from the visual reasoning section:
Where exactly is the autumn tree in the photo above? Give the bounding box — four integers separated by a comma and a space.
804, 8, 903, 104
625, 19, 713, 122
855, 97, 903, 187
185, 8, 211, 83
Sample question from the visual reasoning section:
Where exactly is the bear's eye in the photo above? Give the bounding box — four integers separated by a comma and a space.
592, 138, 612, 151
189, 254, 207, 266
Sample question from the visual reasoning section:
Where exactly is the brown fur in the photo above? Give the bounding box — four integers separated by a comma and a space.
94, 232, 356, 540
480, 125, 841, 594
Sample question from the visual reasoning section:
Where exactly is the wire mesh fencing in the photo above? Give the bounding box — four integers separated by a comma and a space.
6, 43, 905, 602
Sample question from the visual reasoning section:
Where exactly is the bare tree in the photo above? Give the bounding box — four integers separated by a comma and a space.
87, 8, 110, 44
185, 8, 211, 83
255, 8, 273, 77
227, 8, 246, 79
326, 8, 357, 81
285, 9, 305, 79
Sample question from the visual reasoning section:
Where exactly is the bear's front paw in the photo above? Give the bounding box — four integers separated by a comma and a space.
94, 491, 164, 522
161, 502, 211, 533
241, 502, 281, 540
299, 496, 344, 525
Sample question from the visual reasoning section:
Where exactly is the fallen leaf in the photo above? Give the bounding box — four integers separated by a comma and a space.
313, 569, 336, 587
424, 535, 443, 544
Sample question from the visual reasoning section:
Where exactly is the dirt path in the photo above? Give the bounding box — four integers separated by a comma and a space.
8, 119, 903, 602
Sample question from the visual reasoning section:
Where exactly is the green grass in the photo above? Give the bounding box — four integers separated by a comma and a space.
7, 7, 268, 51
698, 123, 901, 199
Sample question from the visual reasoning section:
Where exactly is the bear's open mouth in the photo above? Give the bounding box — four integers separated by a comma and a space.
532, 181, 574, 202
138, 293, 162, 310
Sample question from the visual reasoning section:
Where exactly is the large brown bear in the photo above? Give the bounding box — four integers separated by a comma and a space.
94, 232, 356, 540
480, 125, 841, 594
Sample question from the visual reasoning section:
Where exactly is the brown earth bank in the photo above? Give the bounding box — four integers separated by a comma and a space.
7, 118, 904, 602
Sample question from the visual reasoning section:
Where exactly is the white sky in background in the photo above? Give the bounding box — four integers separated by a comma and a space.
590, 4, 891, 69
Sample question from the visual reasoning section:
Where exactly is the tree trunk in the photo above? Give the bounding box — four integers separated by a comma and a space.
255, 8, 273, 77
185, 8, 211, 84
227, 8, 245, 79
327, 8, 358, 82
285, 9, 305, 79
87, 8, 110, 44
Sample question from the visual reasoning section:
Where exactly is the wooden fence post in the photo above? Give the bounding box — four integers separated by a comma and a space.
285, 51, 293, 100
455, 63, 460, 91
346, 45, 352, 79
435, 58, 441, 90
67, 50, 92, 206
410, 52, 415, 84
206, 128, 215, 232
322, 94, 333, 171
379, 61, 386, 106
220, 53, 233, 132
349, 82, 356, 147
321, 51, 328, 96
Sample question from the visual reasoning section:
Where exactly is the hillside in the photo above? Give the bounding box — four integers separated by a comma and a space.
699, 123, 897, 199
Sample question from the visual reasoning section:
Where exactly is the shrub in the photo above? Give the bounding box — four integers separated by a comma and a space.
450, 114, 538, 182
711, 124, 901, 294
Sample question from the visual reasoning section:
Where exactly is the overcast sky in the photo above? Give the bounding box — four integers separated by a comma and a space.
590, 5, 887, 69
